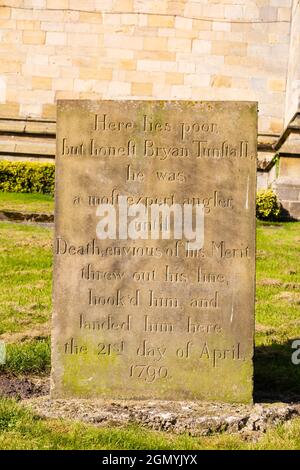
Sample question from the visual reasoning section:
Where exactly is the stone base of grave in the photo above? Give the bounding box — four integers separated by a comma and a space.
22, 397, 300, 440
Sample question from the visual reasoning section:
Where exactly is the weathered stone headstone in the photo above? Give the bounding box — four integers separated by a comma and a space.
52, 100, 257, 402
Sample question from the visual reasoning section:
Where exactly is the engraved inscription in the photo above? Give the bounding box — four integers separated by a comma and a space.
52, 100, 256, 402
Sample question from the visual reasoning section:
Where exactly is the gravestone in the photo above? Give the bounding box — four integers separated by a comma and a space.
52, 100, 257, 403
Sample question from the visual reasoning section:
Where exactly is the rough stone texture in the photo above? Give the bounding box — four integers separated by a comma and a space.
52, 100, 257, 402
23, 396, 300, 439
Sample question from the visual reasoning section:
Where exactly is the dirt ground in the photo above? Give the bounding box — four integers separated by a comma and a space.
0, 373, 49, 400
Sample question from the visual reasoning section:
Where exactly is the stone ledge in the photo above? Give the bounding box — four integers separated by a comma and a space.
279, 200, 300, 220
0, 118, 56, 136
0, 135, 55, 158
22, 397, 300, 439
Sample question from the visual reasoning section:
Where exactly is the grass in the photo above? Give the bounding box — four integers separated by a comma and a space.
0, 399, 300, 450
0, 222, 52, 337
0, 208, 299, 448
0, 192, 54, 214
255, 220, 300, 399
0, 339, 50, 375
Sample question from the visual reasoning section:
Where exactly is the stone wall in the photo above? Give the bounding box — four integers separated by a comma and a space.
0, 0, 294, 136
285, 0, 300, 123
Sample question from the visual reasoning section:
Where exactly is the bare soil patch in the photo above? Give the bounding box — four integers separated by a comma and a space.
0, 374, 49, 400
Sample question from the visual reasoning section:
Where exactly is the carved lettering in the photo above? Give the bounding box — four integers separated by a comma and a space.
53, 100, 256, 401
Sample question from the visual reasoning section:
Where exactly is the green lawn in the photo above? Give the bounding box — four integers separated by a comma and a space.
0, 217, 299, 449
0, 222, 52, 339
255, 221, 300, 400
0, 192, 54, 214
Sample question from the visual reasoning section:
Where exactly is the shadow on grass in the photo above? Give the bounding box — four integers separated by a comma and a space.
254, 339, 300, 403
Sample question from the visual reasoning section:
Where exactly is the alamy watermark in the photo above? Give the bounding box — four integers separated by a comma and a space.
95, 196, 205, 251
291, 340, 300, 365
